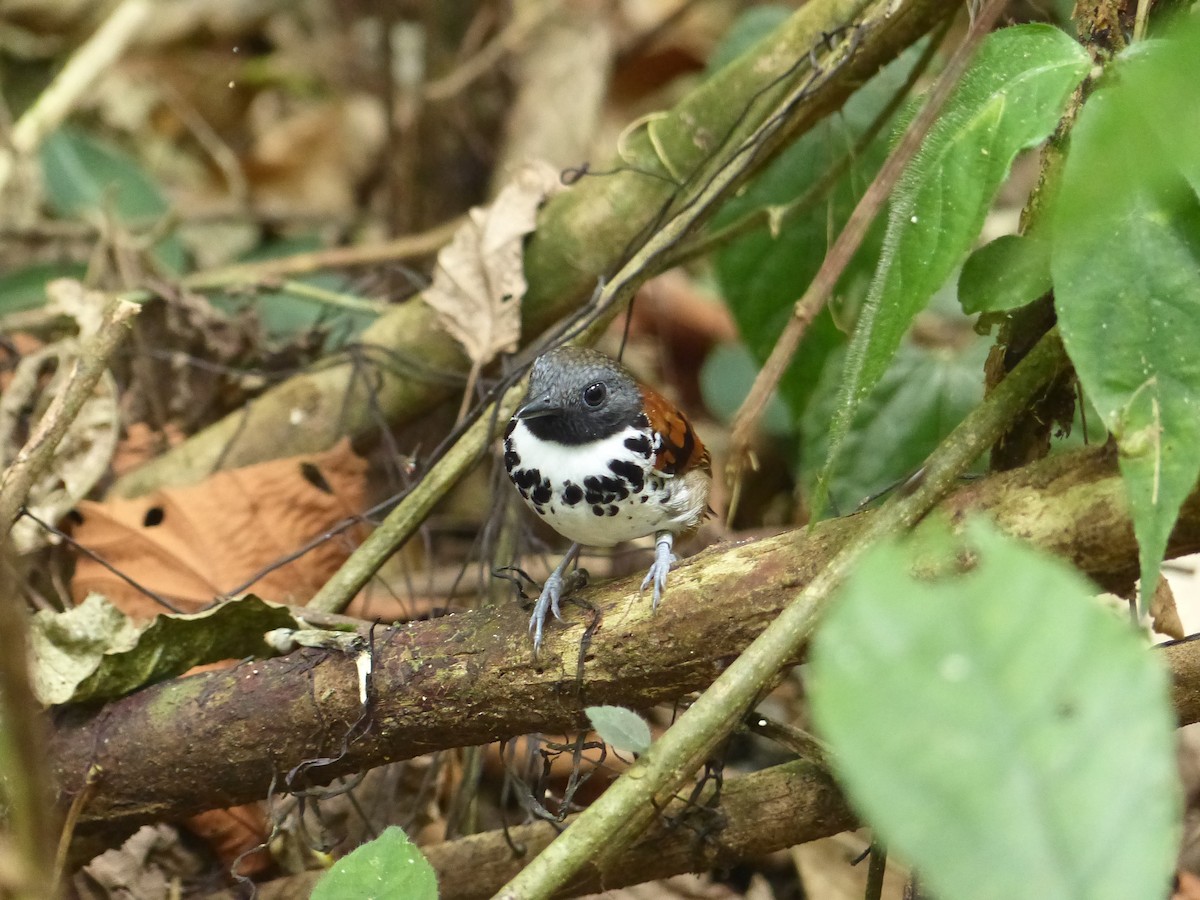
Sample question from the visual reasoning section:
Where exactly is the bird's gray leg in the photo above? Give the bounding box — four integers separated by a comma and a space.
531, 542, 582, 654
640, 531, 677, 611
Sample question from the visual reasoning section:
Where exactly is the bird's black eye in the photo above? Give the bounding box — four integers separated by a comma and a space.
582, 382, 607, 408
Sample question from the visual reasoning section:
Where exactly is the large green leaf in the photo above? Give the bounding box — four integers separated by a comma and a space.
801, 338, 987, 514
41, 127, 187, 273
712, 43, 922, 420
818, 25, 1089, 513
312, 826, 438, 900
1052, 20, 1200, 606
808, 525, 1179, 900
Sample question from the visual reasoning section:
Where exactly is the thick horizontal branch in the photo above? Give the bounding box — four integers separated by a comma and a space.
210, 755, 856, 900
50, 445, 1200, 837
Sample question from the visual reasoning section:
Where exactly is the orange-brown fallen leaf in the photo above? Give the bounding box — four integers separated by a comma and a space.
72, 438, 367, 618
1177, 870, 1200, 900
111, 421, 185, 477
186, 804, 273, 877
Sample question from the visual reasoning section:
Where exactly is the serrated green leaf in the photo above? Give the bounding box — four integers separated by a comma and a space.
958, 233, 1052, 314
808, 524, 1179, 900
818, 25, 1090, 514
801, 338, 987, 514
312, 826, 438, 900
585, 705, 652, 755
1053, 20, 1200, 608
40, 127, 187, 273
29, 594, 301, 705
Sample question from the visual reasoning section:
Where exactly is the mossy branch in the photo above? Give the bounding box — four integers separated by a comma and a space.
52, 436, 1200, 841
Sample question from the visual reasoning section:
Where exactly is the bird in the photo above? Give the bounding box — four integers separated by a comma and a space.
503, 345, 712, 652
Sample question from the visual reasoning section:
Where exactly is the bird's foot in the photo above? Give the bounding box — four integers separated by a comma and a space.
529, 545, 584, 655
640, 534, 677, 612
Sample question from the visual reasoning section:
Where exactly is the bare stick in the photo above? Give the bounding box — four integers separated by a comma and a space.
179, 216, 463, 291
306, 380, 527, 613
0, 291, 139, 537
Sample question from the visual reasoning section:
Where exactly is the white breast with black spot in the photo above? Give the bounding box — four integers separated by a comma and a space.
504, 418, 693, 547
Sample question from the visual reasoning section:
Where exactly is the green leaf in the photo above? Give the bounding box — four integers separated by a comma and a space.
808, 524, 1180, 900
1052, 19, 1200, 606
706, 5, 791, 75
958, 233, 1052, 314
40, 127, 187, 273
585, 705, 652, 755
818, 25, 1090, 513
801, 338, 987, 514
29, 594, 301, 705
699, 343, 792, 437
312, 827, 438, 900
209, 235, 378, 346
0, 262, 88, 316
713, 45, 925, 420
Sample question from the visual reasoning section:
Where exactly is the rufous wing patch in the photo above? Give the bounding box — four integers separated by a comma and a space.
639, 385, 710, 477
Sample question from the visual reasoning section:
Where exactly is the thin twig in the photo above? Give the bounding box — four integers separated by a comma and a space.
725, 0, 1008, 519
306, 379, 527, 613
52, 765, 102, 892
178, 217, 462, 292
423, 0, 556, 102
865, 841, 888, 900
0, 291, 139, 537
0, 548, 55, 900
495, 329, 1068, 898
663, 14, 950, 271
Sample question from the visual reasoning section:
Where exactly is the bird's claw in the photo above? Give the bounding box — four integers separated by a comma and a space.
529, 566, 587, 654
529, 570, 563, 654
640, 536, 677, 612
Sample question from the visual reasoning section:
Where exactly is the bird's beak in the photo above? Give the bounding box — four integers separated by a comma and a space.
516, 395, 558, 420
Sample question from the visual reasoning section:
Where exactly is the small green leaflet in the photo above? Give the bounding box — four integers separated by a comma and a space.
311, 827, 438, 900
586, 705, 652, 755
958, 233, 1052, 315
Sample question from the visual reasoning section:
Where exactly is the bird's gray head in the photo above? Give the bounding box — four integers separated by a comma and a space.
516, 346, 643, 445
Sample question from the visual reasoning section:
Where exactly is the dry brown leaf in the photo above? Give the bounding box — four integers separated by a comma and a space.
425, 160, 563, 416
243, 96, 386, 219
75, 824, 204, 900
1178, 871, 1200, 900
1153, 577, 1187, 640
1, 283, 120, 554
111, 421, 185, 477
186, 804, 272, 876
71, 438, 366, 618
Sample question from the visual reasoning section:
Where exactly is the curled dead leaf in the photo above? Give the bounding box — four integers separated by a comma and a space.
425, 160, 564, 417
0, 282, 120, 553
